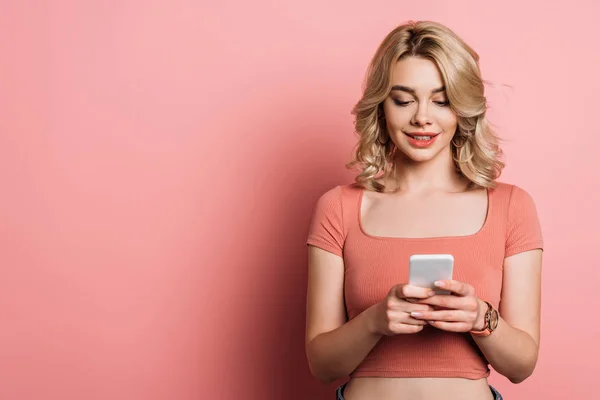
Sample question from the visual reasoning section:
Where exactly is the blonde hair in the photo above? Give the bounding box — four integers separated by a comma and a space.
347, 20, 504, 192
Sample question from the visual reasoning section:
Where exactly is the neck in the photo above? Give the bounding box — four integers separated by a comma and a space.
389, 147, 466, 193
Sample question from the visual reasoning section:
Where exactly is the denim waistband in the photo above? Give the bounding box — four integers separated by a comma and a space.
335, 382, 503, 400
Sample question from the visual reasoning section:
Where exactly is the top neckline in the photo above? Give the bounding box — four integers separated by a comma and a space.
356, 186, 492, 241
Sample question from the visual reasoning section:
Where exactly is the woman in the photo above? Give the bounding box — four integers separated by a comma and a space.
305, 21, 543, 400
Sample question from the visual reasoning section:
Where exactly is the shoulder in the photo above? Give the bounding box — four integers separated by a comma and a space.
496, 182, 544, 256
493, 181, 542, 231
491, 181, 538, 207
307, 184, 358, 256
313, 185, 343, 210
314, 183, 361, 207
309, 183, 362, 231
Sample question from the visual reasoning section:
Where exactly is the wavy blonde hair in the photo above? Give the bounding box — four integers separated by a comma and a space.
347, 21, 504, 192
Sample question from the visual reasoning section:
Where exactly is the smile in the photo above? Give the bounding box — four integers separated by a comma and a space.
403, 131, 440, 148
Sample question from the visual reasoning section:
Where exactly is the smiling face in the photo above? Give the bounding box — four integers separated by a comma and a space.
382, 56, 458, 163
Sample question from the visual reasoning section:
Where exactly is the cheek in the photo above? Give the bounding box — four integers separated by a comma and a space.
434, 109, 458, 131
383, 106, 411, 128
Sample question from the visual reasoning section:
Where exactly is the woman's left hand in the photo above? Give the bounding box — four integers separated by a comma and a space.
409, 280, 486, 332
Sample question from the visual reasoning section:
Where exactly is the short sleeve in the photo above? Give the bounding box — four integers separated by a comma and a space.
306, 186, 345, 257
505, 185, 544, 258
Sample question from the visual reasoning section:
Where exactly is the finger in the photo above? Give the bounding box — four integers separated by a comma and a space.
406, 297, 438, 307
417, 295, 463, 309
410, 310, 470, 322
404, 317, 428, 326
388, 310, 429, 325
394, 284, 435, 300
404, 302, 433, 312
401, 311, 429, 325
426, 320, 471, 332
433, 280, 474, 297
392, 323, 425, 334
418, 295, 478, 312
392, 318, 428, 329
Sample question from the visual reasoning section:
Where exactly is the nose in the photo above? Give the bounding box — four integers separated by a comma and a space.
411, 103, 432, 126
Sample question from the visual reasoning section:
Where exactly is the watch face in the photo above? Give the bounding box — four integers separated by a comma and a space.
489, 309, 499, 330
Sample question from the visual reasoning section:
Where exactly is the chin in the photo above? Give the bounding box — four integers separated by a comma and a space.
399, 147, 440, 163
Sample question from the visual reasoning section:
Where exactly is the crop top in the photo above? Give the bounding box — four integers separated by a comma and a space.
306, 182, 543, 379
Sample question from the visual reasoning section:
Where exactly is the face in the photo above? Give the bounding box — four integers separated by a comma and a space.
382, 56, 458, 163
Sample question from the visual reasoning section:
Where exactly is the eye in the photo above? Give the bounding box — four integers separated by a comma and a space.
393, 99, 411, 107
434, 100, 450, 107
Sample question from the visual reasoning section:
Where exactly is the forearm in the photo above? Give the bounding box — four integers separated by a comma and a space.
472, 315, 539, 383
306, 306, 383, 384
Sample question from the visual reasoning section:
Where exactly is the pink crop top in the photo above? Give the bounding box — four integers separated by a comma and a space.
306, 182, 543, 379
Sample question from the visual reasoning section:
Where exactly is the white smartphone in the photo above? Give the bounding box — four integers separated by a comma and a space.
409, 254, 454, 295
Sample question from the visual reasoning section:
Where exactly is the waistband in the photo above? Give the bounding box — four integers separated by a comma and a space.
335, 383, 503, 400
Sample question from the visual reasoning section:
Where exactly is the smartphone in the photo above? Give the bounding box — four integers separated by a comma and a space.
409, 254, 454, 295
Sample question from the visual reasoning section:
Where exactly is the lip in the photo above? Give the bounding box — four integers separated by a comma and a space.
404, 131, 440, 138
403, 131, 440, 148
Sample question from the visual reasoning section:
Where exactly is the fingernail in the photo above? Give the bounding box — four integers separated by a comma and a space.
427, 290, 436, 296
410, 312, 423, 317
434, 281, 445, 288
427, 321, 435, 324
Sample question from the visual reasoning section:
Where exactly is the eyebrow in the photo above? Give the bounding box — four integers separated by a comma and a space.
391, 85, 446, 94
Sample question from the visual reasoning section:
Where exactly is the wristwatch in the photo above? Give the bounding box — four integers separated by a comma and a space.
470, 300, 499, 337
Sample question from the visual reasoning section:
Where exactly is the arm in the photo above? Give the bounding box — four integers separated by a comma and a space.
472, 249, 542, 383
304, 246, 383, 384
305, 246, 434, 384
410, 250, 542, 383
412, 185, 544, 383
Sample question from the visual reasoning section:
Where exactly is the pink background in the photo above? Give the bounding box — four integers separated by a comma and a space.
1, 1, 599, 399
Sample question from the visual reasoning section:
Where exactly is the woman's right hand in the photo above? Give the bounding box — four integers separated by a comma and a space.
368, 284, 435, 336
